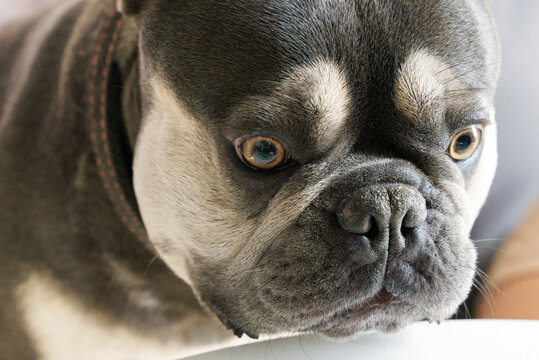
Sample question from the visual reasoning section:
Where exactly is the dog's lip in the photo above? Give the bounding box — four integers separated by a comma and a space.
360, 288, 399, 307
305, 289, 402, 333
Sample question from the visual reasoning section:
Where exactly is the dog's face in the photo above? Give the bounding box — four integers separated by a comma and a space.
130, 0, 499, 338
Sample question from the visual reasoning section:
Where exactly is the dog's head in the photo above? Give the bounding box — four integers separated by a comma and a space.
122, 0, 500, 338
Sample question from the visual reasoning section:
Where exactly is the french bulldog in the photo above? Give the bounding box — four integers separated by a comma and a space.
0, 0, 499, 358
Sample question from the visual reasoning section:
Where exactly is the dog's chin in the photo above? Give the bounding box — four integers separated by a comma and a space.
303, 290, 422, 339
211, 289, 426, 340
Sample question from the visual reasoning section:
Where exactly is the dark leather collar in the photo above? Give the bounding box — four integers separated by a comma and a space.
87, 9, 150, 247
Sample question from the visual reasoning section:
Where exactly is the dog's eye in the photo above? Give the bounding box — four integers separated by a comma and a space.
448, 125, 483, 161
235, 136, 289, 170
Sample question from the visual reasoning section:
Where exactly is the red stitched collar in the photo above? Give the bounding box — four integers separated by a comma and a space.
87, 9, 150, 247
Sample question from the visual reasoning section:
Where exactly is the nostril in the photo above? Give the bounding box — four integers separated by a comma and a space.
364, 217, 380, 238
398, 201, 427, 246
336, 198, 381, 236
401, 204, 427, 229
337, 186, 426, 242
337, 211, 370, 235
400, 225, 415, 239
356, 214, 373, 234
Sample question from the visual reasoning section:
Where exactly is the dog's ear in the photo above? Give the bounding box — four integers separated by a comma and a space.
116, 0, 147, 15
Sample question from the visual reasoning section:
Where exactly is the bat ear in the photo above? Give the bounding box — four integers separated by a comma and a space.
116, 0, 146, 15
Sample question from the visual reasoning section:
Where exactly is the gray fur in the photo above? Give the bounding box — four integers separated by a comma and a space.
0, 0, 499, 358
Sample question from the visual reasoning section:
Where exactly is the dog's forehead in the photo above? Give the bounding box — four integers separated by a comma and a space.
141, 0, 497, 127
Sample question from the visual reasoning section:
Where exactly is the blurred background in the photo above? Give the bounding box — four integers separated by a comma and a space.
0, 0, 57, 20
1, 0, 538, 312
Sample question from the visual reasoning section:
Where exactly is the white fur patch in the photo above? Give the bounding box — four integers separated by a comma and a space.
282, 59, 351, 151
134, 79, 257, 283
16, 273, 248, 360
465, 124, 498, 224
394, 49, 458, 122
115, 0, 126, 13
435, 122, 497, 232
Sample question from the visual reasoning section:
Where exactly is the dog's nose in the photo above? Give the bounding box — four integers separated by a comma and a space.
336, 185, 427, 252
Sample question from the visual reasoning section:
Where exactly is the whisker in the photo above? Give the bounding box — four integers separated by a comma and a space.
254, 276, 278, 294
442, 60, 498, 86
142, 254, 159, 277
238, 266, 272, 276
473, 280, 496, 318
471, 238, 504, 243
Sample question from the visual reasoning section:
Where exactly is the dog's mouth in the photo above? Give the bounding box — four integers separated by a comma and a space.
214, 288, 405, 339
305, 289, 405, 336
360, 288, 400, 307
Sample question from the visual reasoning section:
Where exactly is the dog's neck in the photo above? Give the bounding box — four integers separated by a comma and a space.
97, 14, 255, 352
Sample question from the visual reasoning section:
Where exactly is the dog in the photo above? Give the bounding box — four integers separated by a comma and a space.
0, 0, 500, 358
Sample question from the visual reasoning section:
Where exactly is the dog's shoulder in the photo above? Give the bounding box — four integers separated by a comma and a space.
0, 2, 85, 356
0, 1, 209, 358
13, 271, 236, 360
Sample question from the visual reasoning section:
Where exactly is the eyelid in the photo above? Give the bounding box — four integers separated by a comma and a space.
454, 123, 485, 134
475, 118, 494, 127
447, 109, 494, 132
233, 131, 290, 144
458, 118, 492, 130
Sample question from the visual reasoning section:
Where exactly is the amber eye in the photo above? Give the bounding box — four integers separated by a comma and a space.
449, 125, 483, 161
235, 136, 289, 170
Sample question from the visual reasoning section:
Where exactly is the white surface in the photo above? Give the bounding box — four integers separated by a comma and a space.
183, 320, 539, 360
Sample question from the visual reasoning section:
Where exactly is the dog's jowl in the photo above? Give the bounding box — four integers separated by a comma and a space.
0, 0, 499, 358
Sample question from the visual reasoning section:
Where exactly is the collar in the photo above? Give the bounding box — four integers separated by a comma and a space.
87, 8, 150, 247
